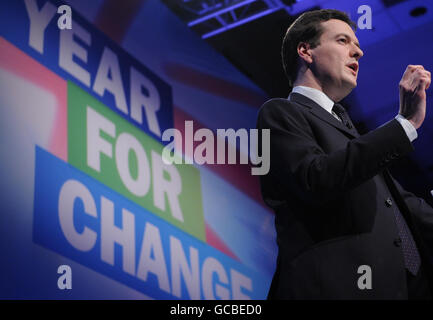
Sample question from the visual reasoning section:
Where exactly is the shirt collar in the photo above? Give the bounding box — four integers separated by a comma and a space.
291, 86, 335, 114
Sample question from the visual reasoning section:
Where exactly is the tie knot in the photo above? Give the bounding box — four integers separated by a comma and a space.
332, 103, 353, 129
332, 103, 346, 116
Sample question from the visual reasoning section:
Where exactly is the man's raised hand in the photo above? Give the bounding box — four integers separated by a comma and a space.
399, 65, 431, 129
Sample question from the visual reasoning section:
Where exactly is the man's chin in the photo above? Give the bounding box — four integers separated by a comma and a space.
338, 81, 356, 99
345, 79, 357, 89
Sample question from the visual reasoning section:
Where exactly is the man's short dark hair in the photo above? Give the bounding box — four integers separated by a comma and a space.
281, 9, 356, 88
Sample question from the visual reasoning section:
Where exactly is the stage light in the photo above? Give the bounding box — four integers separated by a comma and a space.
410, 6, 427, 17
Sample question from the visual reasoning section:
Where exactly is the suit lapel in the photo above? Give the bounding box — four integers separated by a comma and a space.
289, 92, 359, 138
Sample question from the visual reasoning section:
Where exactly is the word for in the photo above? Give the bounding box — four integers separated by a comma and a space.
87, 107, 185, 222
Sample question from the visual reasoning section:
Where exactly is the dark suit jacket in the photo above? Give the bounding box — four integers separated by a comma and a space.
256, 92, 433, 299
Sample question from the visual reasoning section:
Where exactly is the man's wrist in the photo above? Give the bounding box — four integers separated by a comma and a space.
395, 114, 418, 142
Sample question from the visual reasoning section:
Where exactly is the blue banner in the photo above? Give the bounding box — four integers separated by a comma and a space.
33, 146, 268, 299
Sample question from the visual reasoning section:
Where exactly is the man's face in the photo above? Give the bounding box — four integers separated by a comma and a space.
309, 19, 363, 98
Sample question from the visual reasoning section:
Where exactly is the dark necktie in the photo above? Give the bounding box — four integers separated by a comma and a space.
392, 203, 421, 275
332, 103, 353, 130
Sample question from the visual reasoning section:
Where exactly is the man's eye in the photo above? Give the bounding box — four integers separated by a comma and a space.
338, 38, 347, 43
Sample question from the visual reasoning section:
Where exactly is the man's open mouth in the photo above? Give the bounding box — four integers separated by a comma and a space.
347, 63, 358, 74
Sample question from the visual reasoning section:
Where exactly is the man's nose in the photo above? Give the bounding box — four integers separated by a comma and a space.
352, 46, 364, 60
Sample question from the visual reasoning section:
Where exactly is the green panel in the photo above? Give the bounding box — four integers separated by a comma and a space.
67, 81, 205, 241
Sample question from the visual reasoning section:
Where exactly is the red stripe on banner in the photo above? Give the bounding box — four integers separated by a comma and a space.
164, 62, 267, 108
173, 106, 270, 210
205, 223, 239, 261
0, 37, 68, 162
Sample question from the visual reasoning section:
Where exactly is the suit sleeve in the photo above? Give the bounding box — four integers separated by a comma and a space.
257, 99, 415, 206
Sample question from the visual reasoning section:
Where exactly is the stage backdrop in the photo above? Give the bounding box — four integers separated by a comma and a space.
0, 0, 276, 299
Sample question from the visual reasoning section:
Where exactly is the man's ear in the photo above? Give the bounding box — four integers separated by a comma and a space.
297, 42, 313, 64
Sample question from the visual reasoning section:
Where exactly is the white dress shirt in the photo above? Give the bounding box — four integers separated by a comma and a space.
291, 86, 417, 142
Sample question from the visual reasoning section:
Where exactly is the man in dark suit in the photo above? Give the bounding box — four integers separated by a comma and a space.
257, 9, 432, 299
